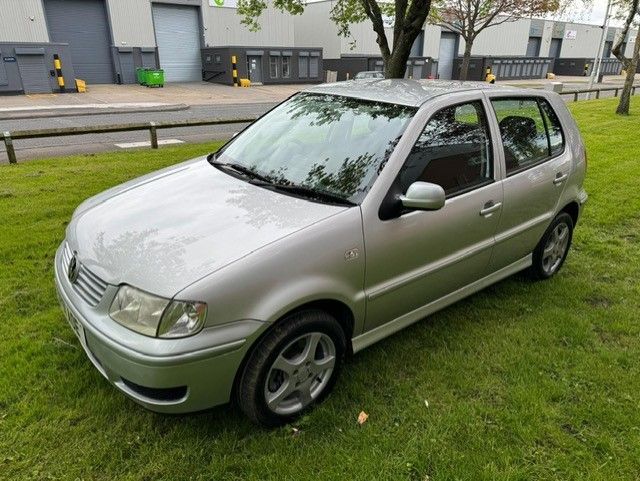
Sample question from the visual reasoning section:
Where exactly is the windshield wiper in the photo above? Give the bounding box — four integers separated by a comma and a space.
209, 160, 272, 183
249, 179, 356, 207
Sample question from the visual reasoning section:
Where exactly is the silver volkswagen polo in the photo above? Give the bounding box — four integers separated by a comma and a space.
55, 80, 587, 426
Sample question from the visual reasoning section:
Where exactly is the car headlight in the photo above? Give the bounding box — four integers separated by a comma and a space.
109, 285, 207, 338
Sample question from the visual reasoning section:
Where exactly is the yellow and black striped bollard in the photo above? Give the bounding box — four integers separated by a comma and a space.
231, 55, 239, 87
53, 54, 65, 92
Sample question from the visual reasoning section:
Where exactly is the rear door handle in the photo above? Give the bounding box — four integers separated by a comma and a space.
480, 201, 502, 217
553, 172, 569, 185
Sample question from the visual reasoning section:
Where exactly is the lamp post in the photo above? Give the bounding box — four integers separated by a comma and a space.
587, 0, 613, 97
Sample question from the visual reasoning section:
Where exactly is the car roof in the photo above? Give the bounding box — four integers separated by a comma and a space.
306, 79, 527, 107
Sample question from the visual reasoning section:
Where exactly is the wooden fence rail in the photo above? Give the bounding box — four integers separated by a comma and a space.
2, 118, 256, 164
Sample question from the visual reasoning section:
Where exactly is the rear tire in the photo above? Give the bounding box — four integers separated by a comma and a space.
236, 310, 346, 427
529, 212, 573, 280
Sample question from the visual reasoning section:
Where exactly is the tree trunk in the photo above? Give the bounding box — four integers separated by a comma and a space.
616, 28, 640, 116
384, 32, 417, 78
459, 39, 474, 81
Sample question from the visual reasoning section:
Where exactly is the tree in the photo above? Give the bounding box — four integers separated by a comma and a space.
611, 0, 640, 115
429, 0, 561, 81
237, 0, 433, 78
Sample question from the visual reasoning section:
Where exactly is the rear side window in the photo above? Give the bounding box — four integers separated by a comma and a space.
491, 97, 565, 175
399, 101, 493, 196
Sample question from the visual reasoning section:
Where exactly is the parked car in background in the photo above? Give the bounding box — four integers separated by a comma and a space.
354, 71, 385, 80
55, 80, 587, 426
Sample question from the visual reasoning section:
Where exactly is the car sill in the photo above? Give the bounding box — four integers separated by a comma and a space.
351, 254, 532, 354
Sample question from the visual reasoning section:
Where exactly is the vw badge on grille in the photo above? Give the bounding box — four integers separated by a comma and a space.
68, 253, 80, 283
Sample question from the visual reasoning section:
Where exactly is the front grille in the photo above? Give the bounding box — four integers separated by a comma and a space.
62, 243, 108, 307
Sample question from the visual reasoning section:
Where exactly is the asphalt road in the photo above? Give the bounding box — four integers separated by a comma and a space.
0, 103, 276, 163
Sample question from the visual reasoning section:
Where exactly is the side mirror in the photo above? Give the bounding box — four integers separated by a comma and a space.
399, 182, 445, 211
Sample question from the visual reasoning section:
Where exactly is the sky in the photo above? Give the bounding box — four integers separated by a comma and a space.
549, 0, 622, 26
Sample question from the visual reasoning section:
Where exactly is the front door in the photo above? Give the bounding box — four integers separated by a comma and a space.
363, 94, 503, 332
485, 94, 572, 272
248, 56, 262, 83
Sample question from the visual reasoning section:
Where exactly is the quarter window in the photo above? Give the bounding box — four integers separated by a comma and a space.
491, 97, 565, 174
400, 101, 493, 196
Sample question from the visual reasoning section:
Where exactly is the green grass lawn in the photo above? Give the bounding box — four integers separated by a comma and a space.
1, 98, 639, 481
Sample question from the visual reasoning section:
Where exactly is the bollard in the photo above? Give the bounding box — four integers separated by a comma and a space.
53, 54, 65, 93
149, 122, 158, 149
3, 131, 17, 164
231, 55, 239, 87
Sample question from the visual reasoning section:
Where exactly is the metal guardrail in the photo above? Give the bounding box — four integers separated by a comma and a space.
559, 85, 639, 102
2, 118, 256, 164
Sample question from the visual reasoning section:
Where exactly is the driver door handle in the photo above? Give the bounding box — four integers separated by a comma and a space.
480, 201, 502, 217
553, 172, 569, 185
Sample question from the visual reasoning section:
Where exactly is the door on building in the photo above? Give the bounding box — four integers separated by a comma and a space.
247, 56, 263, 83
526, 37, 541, 57
438, 32, 457, 80
44, 0, 115, 84
549, 38, 563, 58
16, 53, 51, 93
152, 4, 203, 82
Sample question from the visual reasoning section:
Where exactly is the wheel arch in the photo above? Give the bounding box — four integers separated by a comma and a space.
559, 201, 580, 226
231, 298, 356, 403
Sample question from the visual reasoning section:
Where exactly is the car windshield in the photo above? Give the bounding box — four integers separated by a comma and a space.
214, 93, 416, 204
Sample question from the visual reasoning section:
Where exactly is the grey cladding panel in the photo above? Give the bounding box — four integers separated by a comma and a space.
44, 0, 115, 84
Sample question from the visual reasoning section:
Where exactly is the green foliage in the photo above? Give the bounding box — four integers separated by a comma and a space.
1, 98, 640, 480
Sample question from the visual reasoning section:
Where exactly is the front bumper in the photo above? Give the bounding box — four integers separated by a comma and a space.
54, 243, 266, 413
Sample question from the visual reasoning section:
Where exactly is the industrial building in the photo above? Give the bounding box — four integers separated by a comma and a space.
0, 0, 324, 94
0, 0, 638, 94
294, 1, 639, 81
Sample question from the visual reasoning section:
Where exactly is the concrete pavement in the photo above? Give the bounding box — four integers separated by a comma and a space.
0, 82, 302, 120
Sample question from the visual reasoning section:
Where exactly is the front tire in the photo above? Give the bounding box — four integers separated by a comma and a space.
236, 310, 346, 427
530, 212, 574, 280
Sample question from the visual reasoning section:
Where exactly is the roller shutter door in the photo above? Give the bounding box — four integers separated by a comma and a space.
16, 53, 51, 93
152, 4, 202, 82
44, 0, 114, 84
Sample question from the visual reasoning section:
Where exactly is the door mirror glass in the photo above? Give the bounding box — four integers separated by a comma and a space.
400, 181, 445, 211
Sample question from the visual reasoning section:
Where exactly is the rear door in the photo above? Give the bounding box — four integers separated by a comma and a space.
363, 92, 503, 332
485, 94, 570, 272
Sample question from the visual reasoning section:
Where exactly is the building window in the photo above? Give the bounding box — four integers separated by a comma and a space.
299, 54, 309, 78
309, 56, 319, 78
270, 56, 279, 78
282, 56, 291, 78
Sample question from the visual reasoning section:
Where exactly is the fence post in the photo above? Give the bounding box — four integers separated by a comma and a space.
614, 88, 619, 97
595, 89, 600, 99
3, 131, 17, 164
149, 122, 158, 149
633, 86, 636, 96
574, 91, 579, 102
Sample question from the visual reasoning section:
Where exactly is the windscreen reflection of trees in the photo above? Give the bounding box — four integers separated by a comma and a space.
220, 94, 415, 202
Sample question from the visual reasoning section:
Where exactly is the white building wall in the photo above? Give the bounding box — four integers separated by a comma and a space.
458, 17, 531, 56
539, 20, 555, 57
107, 0, 157, 47
204, 6, 295, 47
0, 0, 49, 42
293, 1, 341, 57
423, 25, 443, 58
560, 23, 601, 57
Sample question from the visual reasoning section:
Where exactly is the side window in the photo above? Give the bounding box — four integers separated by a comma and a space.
400, 101, 493, 196
491, 97, 564, 175
538, 99, 565, 156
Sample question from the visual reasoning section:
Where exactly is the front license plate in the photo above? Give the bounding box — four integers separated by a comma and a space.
61, 302, 86, 347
